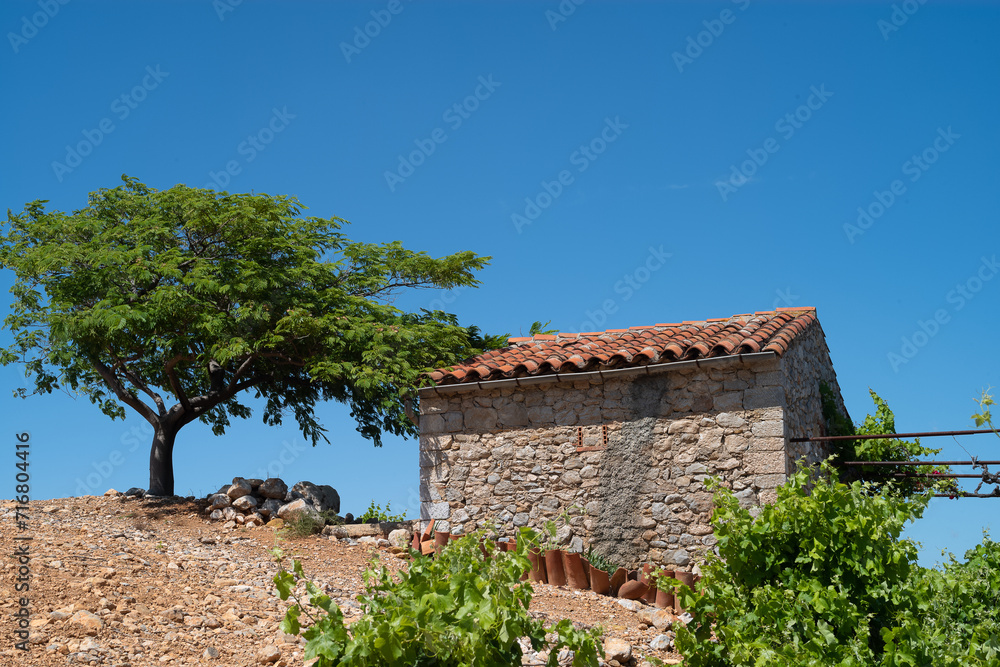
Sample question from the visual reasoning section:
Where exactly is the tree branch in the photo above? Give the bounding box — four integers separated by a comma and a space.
90, 356, 160, 425
164, 354, 194, 413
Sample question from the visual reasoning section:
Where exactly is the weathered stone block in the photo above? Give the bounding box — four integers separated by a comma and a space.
425, 502, 450, 520
714, 391, 743, 411
464, 407, 497, 431
715, 412, 746, 429
744, 386, 786, 409
749, 436, 785, 451
751, 421, 785, 437
668, 419, 698, 434
560, 470, 582, 486
442, 412, 464, 432
498, 403, 529, 427
527, 405, 554, 423
745, 452, 784, 475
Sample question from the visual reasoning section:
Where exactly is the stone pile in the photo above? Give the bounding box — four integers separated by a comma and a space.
202, 477, 340, 529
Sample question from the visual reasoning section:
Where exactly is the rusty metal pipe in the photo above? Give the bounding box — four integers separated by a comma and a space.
790, 428, 998, 443
841, 460, 1000, 466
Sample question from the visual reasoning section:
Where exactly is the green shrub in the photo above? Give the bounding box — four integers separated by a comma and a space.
272, 530, 603, 666
357, 500, 406, 523
673, 462, 931, 666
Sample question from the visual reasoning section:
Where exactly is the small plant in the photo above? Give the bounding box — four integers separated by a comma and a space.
585, 547, 619, 573
272, 529, 603, 666
281, 512, 326, 538
356, 500, 406, 523
154, 541, 166, 552
319, 510, 343, 525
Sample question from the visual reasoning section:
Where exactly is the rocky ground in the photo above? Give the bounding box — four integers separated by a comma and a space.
1, 494, 683, 666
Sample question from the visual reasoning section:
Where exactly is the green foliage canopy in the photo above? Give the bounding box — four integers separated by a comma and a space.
0, 177, 493, 493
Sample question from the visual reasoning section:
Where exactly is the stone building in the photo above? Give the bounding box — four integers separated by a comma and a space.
417, 308, 848, 569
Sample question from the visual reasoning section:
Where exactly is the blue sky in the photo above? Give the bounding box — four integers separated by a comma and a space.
1, 0, 997, 566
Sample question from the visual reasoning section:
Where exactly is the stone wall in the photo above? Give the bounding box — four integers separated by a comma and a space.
419, 322, 843, 570
780, 320, 849, 468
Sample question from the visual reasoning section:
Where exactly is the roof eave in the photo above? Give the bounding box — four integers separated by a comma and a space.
418, 350, 779, 397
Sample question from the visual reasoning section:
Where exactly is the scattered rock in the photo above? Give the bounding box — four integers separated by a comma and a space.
69, 610, 103, 635
650, 633, 673, 651
124, 487, 145, 497
257, 644, 281, 664
232, 495, 258, 511
258, 478, 288, 500
387, 528, 411, 548
637, 608, 673, 630
615, 599, 644, 612
227, 478, 253, 500
604, 637, 632, 662
259, 498, 283, 518
79, 637, 101, 652
288, 481, 340, 514
277, 498, 323, 523
104, 489, 121, 497
203, 646, 221, 659
209, 494, 231, 510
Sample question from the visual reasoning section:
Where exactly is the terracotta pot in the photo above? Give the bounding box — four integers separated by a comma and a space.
411, 531, 421, 551
449, 534, 461, 542
609, 567, 627, 597
564, 552, 589, 590
655, 569, 674, 609
581, 557, 592, 589
544, 549, 567, 587
618, 579, 649, 600
675, 570, 695, 614
434, 531, 450, 555
640, 563, 658, 604
479, 539, 491, 560
589, 565, 611, 595
527, 548, 547, 583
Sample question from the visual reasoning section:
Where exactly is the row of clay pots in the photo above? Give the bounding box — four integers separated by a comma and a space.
528, 547, 697, 615
411, 526, 697, 615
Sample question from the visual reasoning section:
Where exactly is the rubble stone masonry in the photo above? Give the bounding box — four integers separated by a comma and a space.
418, 324, 844, 569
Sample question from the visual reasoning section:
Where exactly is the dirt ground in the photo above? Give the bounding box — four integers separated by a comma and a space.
1, 494, 683, 666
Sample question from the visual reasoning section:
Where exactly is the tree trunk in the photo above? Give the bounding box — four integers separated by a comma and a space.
147, 424, 178, 496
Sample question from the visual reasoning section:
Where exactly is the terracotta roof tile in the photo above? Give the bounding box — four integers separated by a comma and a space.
430, 308, 819, 385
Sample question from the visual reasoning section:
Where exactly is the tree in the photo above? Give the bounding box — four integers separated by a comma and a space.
1, 177, 492, 496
